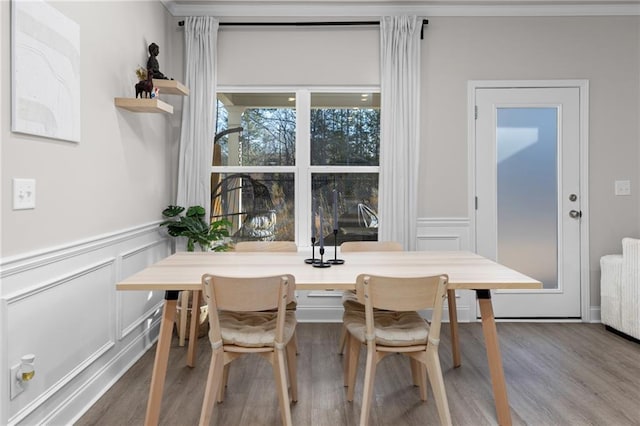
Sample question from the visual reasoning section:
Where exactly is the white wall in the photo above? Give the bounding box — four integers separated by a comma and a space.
0, 1, 183, 424
1, 1, 183, 257
420, 17, 640, 306
218, 16, 640, 309
218, 26, 380, 86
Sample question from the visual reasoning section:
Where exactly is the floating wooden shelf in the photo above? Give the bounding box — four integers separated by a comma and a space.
114, 97, 174, 114
153, 79, 190, 96
114, 79, 187, 114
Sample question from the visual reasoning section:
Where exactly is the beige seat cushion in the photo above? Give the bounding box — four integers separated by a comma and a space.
341, 290, 364, 311
265, 300, 298, 312
218, 311, 297, 348
342, 291, 387, 313
343, 310, 429, 347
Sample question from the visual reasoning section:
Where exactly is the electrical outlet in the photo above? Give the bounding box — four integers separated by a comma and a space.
13, 178, 36, 209
10, 364, 24, 400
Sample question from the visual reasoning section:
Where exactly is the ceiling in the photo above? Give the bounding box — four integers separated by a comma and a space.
161, 0, 640, 18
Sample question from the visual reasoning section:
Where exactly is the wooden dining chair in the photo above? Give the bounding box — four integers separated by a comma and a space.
338, 241, 404, 354
178, 242, 299, 350
339, 240, 461, 369
199, 274, 298, 426
234, 240, 299, 350
344, 274, 452, 426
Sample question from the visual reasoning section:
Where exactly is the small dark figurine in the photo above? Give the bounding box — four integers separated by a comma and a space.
135, 69, 154, 98
146, 42, 170, 80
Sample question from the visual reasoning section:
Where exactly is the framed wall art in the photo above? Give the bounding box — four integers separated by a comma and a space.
11, 0, 81, 143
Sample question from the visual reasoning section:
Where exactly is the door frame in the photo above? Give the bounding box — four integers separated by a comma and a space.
467, 80, 591, 322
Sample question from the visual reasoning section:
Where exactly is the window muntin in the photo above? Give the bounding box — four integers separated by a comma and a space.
213, 89, 380, 245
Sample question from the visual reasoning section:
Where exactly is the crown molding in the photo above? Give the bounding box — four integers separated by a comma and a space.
162, 1, 640, 18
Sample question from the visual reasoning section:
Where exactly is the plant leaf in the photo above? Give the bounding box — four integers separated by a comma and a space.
186, 205, 206, 219
159, 204, 232, 252
162, 205, 184, 217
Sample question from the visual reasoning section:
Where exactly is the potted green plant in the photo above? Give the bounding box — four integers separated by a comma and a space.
160, 205, 231, 252
159, 205, 231, 340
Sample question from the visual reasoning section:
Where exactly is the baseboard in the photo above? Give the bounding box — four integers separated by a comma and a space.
604, 325, 640, 344
37, 317, 161, 426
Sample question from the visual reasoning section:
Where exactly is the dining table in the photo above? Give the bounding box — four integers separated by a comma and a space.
117, 249, 541, 426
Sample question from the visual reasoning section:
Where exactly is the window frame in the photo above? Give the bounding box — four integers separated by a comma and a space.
214, 86, 381, 247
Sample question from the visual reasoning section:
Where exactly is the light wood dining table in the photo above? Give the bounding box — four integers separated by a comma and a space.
117, 250, 541, 426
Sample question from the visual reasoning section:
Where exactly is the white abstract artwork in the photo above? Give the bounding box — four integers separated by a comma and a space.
12, 0, 81, 143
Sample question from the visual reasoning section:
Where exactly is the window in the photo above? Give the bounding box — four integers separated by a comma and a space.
213, 89, 380, 246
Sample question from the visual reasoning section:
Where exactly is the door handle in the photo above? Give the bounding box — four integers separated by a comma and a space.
569, 210, 582, 219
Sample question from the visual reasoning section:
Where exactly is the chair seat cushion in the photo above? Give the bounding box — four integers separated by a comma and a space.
342, 291, 386, 313
342, 290, 364, 311
219, 310, 296, 348
265, 300, 298, 312
343, 310, 429, 347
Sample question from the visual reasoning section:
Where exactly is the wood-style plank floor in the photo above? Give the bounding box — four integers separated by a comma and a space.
75, 323, 640, 426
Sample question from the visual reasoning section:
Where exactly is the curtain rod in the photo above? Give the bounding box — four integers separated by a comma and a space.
178, 19, 429, 39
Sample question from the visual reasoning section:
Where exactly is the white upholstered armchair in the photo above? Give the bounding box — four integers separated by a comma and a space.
600, 238, 640, 340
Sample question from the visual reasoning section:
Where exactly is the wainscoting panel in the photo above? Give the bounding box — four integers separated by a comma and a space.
118, 241, 170, 340
296, 290, 344, 322
0, 223, 170, 426
416, 217, 471, 251
6, 260, 115, 424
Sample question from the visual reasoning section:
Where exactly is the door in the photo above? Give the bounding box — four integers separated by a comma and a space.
475, 86, 582, 318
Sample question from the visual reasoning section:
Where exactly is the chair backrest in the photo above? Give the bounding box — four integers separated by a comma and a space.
356, 274, 449, 343
202, 274, 295, 346
202, 274, 295, 312
340, 241, 403, 252
234, 241, 297, 252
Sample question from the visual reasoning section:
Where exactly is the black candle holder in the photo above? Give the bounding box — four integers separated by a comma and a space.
327, 229, 345, 265
304, 237, 319, 264
313, 247, 331, 268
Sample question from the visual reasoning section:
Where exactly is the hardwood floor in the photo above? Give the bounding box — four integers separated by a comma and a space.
75, 323, 640, 426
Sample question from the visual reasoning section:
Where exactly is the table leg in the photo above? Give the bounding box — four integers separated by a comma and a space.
178, 290, 189, 347
447, 289, 461, 368
144, 290, 179, 426
186, 290, 201, 367
477, 290, 512, 426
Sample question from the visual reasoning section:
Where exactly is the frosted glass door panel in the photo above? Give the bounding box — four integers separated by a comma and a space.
497, 108, 558, 290
476, 85, 582, 318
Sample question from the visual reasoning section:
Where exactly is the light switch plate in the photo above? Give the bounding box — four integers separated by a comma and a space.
615, 180, 631, 196
13, 178, 36, 209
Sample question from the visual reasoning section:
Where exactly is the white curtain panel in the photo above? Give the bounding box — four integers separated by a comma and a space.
176, 17, 219, 221
378, 16, 421, 250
